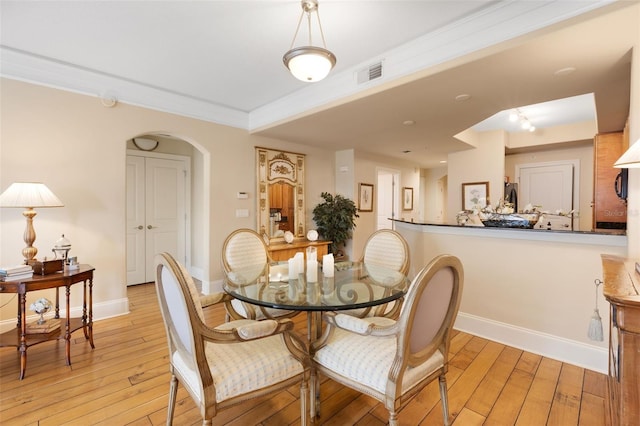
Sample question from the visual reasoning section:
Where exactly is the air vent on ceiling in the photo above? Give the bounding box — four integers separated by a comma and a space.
357, 61, 383, 84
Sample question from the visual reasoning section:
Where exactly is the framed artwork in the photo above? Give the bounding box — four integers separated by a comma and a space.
402, 187, 413, 211
462, 181, 489, 210
358, 183, 374, 212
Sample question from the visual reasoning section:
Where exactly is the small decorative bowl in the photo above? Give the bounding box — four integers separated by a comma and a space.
306, 229, 318, 241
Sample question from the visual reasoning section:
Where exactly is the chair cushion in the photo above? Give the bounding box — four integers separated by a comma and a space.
314, 320, 444, 395
173, 324, 303, 403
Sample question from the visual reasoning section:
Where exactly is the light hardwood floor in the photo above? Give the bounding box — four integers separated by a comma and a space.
0, 283, 607, 425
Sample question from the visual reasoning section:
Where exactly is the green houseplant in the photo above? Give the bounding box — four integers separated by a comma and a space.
312, 192, 359, 256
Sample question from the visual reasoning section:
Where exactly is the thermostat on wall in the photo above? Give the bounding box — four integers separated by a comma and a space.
237, 192, 249, 199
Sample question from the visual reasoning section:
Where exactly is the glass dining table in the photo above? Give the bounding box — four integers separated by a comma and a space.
223, 260, 409, 418
222, 260, 410, 341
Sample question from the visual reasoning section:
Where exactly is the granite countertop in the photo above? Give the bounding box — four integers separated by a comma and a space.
391, 218, 626, 236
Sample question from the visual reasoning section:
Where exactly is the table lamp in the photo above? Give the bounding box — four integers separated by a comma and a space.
0, 182, 64, 264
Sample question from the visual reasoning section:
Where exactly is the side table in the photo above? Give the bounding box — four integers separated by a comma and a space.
0, 264, 95, 379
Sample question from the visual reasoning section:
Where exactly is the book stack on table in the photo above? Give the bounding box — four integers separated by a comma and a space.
0, 265, 34, 281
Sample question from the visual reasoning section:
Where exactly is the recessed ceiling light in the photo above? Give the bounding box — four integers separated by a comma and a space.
439, 160, 447, 164
455, 94, 471, 101
554, 67, 576, 76
402, 120, 415, 126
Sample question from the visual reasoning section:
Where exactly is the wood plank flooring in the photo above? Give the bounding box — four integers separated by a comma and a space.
0, 283, 607, 425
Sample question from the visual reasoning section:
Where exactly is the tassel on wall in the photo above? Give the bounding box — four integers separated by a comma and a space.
588, 279, 604, 341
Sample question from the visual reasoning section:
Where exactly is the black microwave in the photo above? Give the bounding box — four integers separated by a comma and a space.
615, 168, 628, 201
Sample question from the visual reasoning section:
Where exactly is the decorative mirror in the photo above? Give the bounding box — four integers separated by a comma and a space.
256, 147, 306, 244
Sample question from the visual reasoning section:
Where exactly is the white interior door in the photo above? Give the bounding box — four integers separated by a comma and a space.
376, 169, 399, 229
126, 156, 146, 285
127, 154, 187, 285
518, 162, 575, 214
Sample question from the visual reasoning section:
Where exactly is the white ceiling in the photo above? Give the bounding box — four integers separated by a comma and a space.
1, 0, 636, 167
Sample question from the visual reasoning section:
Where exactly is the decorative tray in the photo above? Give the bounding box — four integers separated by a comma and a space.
481, 213, 539, 229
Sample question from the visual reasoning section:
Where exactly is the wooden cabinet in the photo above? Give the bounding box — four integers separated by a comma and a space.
593, 132, 627, 230
600, 255, 640, 425
267, 240, 330, 262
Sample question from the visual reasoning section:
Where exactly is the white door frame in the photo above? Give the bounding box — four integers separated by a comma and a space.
376, 167, 400, 230
126, 149, 191, 282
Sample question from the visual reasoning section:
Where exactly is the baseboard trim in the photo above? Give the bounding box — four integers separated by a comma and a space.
0, 297, 130, 333
455, 312, 608, 374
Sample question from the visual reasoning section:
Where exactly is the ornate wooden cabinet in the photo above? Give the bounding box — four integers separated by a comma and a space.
600, 254, 640, 425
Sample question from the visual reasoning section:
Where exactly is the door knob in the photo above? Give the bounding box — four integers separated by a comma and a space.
137, 225, 144, 230
147, 225, 155, 230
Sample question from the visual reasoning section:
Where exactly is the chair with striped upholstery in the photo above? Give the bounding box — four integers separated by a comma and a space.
221, 228, 297, 320
155, 252, 310, 426
311, 254, 463, 426
347, 229, 410, 318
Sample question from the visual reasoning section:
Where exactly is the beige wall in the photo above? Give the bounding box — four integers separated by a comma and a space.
447, 130, 506, 223
350, 150, 421, 263
0, 78, 336, 324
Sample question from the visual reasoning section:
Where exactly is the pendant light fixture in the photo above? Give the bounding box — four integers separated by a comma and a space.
283, 0, 336, 82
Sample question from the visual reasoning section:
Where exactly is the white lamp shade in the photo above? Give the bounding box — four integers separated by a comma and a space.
614, 139, 640, 168
284, 46, 336, 82
0, 182, 63, 208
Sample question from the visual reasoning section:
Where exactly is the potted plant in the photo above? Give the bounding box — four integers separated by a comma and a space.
312, 192, 359, 258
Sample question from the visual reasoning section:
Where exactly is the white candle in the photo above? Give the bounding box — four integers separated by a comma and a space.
306, 260, 318, 282
323, 253, 334, 277
288, 257, 297, 278
294, 252, 304, 279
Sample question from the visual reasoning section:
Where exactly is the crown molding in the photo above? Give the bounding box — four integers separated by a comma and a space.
0, 1, 615, 133
0, 46, 249, 130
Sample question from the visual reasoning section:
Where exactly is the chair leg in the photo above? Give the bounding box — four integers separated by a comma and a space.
167, 374, 178, 426
300, 378, 308, 426
389, 411, 398, 426
310, 371, 316, 419
439, 374, 450, 426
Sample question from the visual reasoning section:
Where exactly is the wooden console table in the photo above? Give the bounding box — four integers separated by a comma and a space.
0, 264, 95, 379
600, 255, 640, 425
267, 240, 330, 262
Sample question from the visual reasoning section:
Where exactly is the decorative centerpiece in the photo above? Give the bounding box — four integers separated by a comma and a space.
27, 297, 60, 334
457, 200, 542, 229
30, 297, 52, 324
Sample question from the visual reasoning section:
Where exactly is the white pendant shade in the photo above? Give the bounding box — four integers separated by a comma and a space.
284, 46, 336, 82
614, 139, 640, 168
0, 182, 63, 208
283, 0, 336, 83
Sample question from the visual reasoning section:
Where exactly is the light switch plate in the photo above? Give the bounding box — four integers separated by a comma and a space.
235, 209, 249, 218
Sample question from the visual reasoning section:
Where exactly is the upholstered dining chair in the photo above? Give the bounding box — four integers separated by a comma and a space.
221, 228, 297, 320
155, 252, 310, 426
346, 229, 410, 318
311, 254, 463, 426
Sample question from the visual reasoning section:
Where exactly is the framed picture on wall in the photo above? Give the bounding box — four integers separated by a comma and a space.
359, 183, 374, 212
462, 181, 489, 210
402, 187, 413, 210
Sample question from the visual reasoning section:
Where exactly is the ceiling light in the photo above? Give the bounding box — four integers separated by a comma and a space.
283, 0, 336, 82
554, 67, 576, 76
510, 108, 536, 132
403, 120, 415, 126
455, 94, 471, 101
